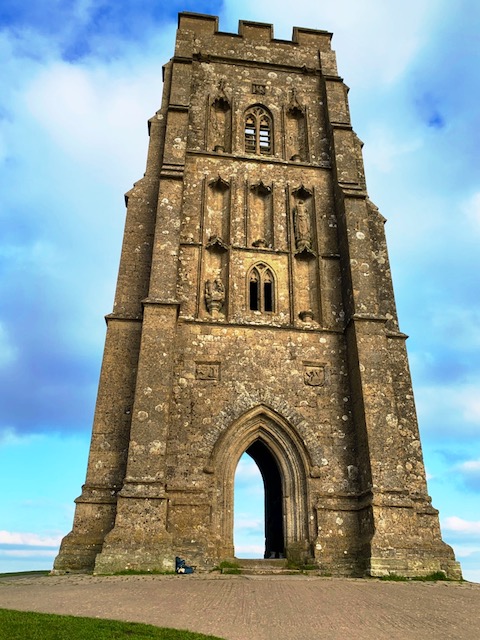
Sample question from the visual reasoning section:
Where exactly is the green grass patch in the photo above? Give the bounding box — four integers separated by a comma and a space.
379, 573, 409, 581
411, 571, 450, 582
220, 568, 241, 575
211, 560, 241, 575
379, 571, 453, 582
285, 560, 318, 572
0, 609, 226, 640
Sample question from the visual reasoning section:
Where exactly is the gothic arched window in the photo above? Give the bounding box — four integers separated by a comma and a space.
244, 106, 272, 156
248, 263, 275, 313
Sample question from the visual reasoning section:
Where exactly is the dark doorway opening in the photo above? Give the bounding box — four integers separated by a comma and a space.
246, 440, 284, 558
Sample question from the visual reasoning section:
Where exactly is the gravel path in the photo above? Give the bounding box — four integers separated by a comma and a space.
0, 573, 479, 639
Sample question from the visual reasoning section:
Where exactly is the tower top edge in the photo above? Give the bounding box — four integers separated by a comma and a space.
177, 12, 333, 49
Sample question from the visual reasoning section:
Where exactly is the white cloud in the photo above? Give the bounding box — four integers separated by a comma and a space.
0, 549, 57, 558
415, 382, 480, 438
235, 456, 263, 481
454, 459, 480, 492
442, 517, 480, 535
463, 569, 480, 584
449, 545, 480, 559
464, 192, 480, 233
222, 0, 438, 86
0, 428, 42, 447
0, 323, 18, 368
235, 544, 265, 556
234, 516, 263, 533
0, 531, 62, 547
458, 460, 480, 473
457, 394, 480, 426
362, 125, 422, 174
441, 518, 480, 582
24, 59, 162, 187
1, 240, 62, 280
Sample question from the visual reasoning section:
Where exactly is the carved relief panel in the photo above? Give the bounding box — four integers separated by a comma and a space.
303, 362, 327, 387
195, 361, 220, 381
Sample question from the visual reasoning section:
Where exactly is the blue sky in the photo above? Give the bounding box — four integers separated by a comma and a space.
0, 0, 479, 581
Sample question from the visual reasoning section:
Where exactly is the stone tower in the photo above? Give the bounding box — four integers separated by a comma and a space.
54, 12, 461, 578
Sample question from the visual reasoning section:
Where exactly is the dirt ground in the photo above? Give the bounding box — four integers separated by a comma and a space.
0, 572, 479, 640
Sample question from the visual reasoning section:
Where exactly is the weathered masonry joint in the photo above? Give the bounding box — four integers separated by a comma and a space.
54, 12, 461, 579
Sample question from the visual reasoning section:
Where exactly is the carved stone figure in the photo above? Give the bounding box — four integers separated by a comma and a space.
299, 309, 315, 324
287, 87, 303, 115
286, 88, 307, 161
210, 78, 230, 152
294, 200, 311, 251
205, 278, 225, 315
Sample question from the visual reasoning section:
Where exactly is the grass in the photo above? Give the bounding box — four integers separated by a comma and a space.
0, 610, 226, 640
212, 560, 241, 575
379, 571, 453, 582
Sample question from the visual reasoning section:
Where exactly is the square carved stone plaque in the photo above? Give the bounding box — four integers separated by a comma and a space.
303, 363, 326, 387
195, 361, 220, 381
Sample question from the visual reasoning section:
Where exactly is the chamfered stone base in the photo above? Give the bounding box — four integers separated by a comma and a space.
93, 545, 176, 575
52, 533, 104, 574
367, 543, 463, 580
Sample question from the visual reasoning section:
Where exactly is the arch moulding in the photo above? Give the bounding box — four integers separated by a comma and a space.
203, 391, 324, 467
208, 404, 313, 561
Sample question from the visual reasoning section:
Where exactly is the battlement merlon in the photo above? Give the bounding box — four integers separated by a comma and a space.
175, 12, 338, 76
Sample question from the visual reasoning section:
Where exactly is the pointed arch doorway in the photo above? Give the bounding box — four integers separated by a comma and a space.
213, 405, 310, 563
